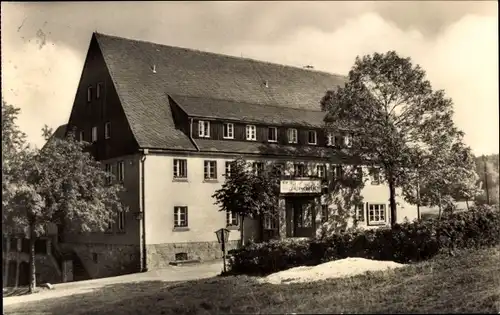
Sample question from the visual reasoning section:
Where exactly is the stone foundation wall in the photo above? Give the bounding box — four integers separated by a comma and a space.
61, 242, 140, 279
146, 240, 239, 270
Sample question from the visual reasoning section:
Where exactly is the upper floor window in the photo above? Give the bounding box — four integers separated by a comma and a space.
117, 211, 125, 231
344, 134, 353, 148
253, 162, 264, 176
105, 164, 112, 185
294, 163, 306, 177
288, 128, 298, 144
246, 125, 256, 141
308, 130, 317, 145
198, 121, 210, 138
370, 167, 381, 185
355, 203, 365, 222
367, 204, 386, 225
104, 122, 111, 139
96, 82, 103, 99
204, 160, 217, 180
117, 161, 125, 182
333, 165, 343, 180
87, 86, 93, 102
173, 159, 188, 179
317, 164, 326, 179
174, 206, 188, 228
91, 126, 98, 142
327, 132, 334, 146
226, 211, 239, 227
223, 123, 234, 139
268, 127, 277, 142
79, 130, 85, 142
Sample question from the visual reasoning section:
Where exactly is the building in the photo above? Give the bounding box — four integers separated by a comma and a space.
52, 32, 418, 280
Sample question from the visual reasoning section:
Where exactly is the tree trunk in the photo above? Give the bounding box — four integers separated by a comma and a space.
438, 193, 443, 220
28, 223, 36, 293
239, 216, 245, 248
465, 199, 470, 210
388, 175, 397, 227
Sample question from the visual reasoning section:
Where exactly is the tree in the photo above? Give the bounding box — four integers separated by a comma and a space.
3, 125, 125, 293
212, 158, 280, 246
321, 51, 464, 227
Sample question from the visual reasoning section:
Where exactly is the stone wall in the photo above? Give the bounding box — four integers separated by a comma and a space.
146, 240, 239, 270
61, 242, 140, 279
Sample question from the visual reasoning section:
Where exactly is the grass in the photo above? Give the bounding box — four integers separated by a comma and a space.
4, 246, 500, 314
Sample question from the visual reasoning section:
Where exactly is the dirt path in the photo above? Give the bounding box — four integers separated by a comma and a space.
3, 260, 224, 306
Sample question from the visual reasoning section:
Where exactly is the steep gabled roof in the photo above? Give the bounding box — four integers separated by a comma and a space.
93, 32, 347, 151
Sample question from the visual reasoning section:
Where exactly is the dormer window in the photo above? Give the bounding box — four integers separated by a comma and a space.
87, 86, 93, 102
288, 128, 298, 144
268, 127, 277, 142
246, 125, 256, 141
223, 123, 234, 139
198, 121, 210, 138
327, 132, 343, 147
308, 130, 317, 145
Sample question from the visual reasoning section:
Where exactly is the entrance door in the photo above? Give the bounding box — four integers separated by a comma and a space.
293, 199, 315, 237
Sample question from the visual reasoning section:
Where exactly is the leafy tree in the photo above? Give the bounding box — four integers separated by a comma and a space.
212, 158, 280, 246
3, 125, 125, 293
321, 51, 465, 227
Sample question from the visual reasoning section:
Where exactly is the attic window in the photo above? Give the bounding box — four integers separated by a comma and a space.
198, 121, 210, 138
87, 86, 93, 102
96, 83, 103, 99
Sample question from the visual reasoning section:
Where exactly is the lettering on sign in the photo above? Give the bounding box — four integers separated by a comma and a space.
280, 180, 321, 194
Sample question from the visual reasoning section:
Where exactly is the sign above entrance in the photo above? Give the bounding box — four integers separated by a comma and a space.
280, 179, 322, 194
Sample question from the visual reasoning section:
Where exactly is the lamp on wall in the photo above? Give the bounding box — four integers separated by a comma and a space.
134, 212, 144, 221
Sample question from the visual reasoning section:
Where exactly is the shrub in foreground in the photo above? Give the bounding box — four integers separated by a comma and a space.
227, 205, 500, 276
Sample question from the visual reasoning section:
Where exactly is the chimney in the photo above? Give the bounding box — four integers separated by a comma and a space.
152, 64, 157, 73
304, 65, 314, 69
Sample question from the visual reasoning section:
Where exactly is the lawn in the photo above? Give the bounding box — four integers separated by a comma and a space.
4, 246, 500, 314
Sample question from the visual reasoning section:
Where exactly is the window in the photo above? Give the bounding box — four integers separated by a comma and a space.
294, 163, 306, 177
288, 128, 298, 144
370, 167, 381, 185
274, 163, 285, 176
253, 162, 264, 176
79, 130, 85, 142
105, 164, 112, 185
104, 122, 110, 139
344, 134, 353, 148
106, 219, 113, 231
334, 165, 343, 180
317, 164, 326, 179
308, 130, 317, 145
327, 132, 335, 146
198, 120, 210, 138
246, 125, 256, 141
117, 161, 125, 182
92, 253, 98, 263
297, 204, 313, 228
355, 166, 363, 182
263, 214, 278, 230
87, 86, 93, 102
225, 161, 233, 177
204, 160, 217, 180
367, 204, 386, 225
223, 123, 234, 139
117, 211, 125, 231
268, 127, 277, 142
174, 206, 188, 227
321, 205, 329, 223
96, 82, 103, 99
173, 159, 187, 179
91, 126, 98, 142
355, 204, 365, 222
226, 211, 239, 226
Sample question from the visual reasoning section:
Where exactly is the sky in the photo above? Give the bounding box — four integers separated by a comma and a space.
1, 1, 498, 155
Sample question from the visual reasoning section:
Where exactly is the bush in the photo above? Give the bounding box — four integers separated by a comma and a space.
227, 205, 500, 276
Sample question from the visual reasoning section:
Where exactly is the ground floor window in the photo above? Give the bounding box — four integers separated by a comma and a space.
174, 206, 188, 227
367, 203, 386, 225
263, 214, 278, 230
226, 211, 239, 226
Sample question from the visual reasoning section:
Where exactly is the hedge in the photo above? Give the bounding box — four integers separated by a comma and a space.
227, 205, 500, 276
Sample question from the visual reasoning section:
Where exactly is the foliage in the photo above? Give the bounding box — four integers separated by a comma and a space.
475, 154, 500, 205
321, 51, 466, 226
227, 205, 500, 276
212, 158, 281, 245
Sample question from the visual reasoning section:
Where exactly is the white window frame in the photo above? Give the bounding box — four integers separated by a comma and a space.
204, 160, 217, 180
288, 128, 298, 144
317, 164, 326, 179
198, 120, 210, 138
246, 125, 256, 141
226, 211, 239, 226
117, 161, 125, 182
367, 203, 386, 225
268, 127, 277, 142
87, 86, 93, 102
263, 214, 278, 230
117, 210, 125, 231
225, 161, 233, 177
104, 122, 110, 139
308, 130, 317, 145
223, 123, 234, 139
174, 206, 188, 228
355, 203, 365, 222
91, 126, 98, 142
173, 159, 188, 179
79, 130, 85, 142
